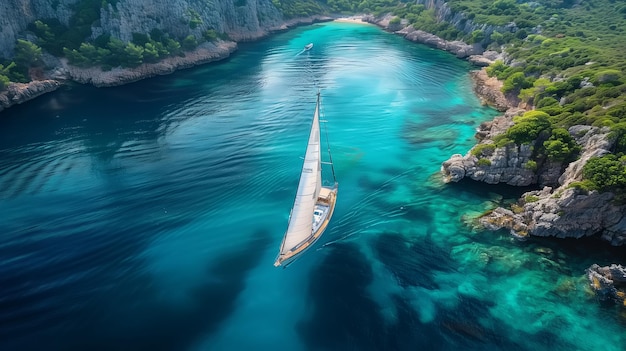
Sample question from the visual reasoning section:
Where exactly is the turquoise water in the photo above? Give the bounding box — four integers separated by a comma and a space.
1, 22, 625, 350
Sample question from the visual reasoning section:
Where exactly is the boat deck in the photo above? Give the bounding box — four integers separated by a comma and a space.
274, 185, 337, 267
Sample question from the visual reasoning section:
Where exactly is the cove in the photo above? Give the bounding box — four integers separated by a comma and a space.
0, 21, 624, 351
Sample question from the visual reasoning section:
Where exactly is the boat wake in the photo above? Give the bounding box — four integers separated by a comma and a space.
319, 167, 419, 249
295, 43, 313, 57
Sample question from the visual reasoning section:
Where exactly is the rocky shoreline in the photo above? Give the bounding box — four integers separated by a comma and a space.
0, 15, 333, 113
1, 13, 498, 114
63, 41, 238, 87
440, 67, 626, 246
440, 68, 626, 246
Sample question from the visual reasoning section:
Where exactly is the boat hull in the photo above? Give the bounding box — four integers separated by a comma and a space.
274, 185, 337, 267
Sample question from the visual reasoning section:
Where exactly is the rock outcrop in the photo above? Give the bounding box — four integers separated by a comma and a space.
469, 69, 508, 111
477, 126, 626, 245
587, 264, 626, 305
442, 65, 626, 245
363, 14, 483, 59
397, 26, 481, 58
440, 69, 552, 187
0, 79, 61, 113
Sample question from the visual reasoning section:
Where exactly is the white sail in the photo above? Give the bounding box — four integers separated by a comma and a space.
279, 96, 322, 255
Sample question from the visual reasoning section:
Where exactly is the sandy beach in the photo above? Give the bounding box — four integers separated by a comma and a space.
333, 16, 368, 24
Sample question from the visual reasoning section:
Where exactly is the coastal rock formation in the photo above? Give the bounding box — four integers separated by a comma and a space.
396, 26, 481, 58
443, 65, 626, 244
440, 106, 565, 187
477, 126, 626, 245
362, 14, 483, 59
440, 67, 567, 187
587, 264, 626, 305
65, 40, 237, 87
0, 79, 61, 113
358, 13, 476, 59
467, 51, 501, 67
414, 0, 515, 44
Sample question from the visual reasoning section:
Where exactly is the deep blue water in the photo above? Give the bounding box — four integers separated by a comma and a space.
1, 22, 625, 351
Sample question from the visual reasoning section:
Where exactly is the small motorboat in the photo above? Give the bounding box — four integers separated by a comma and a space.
304, 43, 313, 51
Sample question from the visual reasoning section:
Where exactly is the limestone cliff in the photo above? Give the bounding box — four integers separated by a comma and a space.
363, 14, 482, 59
93, 0, 285, 44
415, 0, 516, 48
0, 0, 286, 59
0, 0, 77, 58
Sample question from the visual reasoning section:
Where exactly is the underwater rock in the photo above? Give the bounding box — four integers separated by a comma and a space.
587, 264, 626, 306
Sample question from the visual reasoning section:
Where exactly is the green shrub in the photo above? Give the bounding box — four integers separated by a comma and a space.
182, 35, 198, 51
471, 143, 496, 157
203, 30, 219, 42
543, 127, 580, 162
502, 72, 533, 94
567, 180, 595, 193
582, 154, 626, 193
0, 74, 9, 90
14, 40, 42, 67
506, 111, 552, 144
187, 9, 203, 28
524, 160, 538, 171
493, 135, 514, 148
477, 158, 492, 167
524, 195, 539, 203
594, 69, 622, 85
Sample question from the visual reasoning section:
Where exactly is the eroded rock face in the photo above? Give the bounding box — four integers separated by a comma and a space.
0, 1, 333, 112
440, 107, 560, 187
446, 67, 626, 244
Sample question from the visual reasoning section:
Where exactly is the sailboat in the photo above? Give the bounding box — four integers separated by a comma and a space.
274, 91, 338, 267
